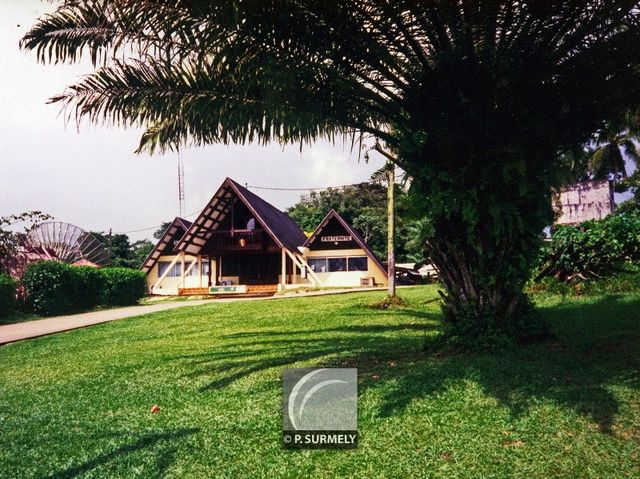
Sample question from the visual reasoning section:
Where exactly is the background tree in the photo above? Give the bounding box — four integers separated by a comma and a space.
130, 239, 154, 268
90, 232, 154, 268
0, 211, 53, 276
588, 113, 640, 180
153, 221, 173, 240
616, 170, 640, 214
22, 1, 640, 345
286, 182, 416, 261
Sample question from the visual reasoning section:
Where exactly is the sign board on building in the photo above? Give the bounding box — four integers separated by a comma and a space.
321, 235, 352, 242
554, 179, 614, 225
209, 285, 247, 294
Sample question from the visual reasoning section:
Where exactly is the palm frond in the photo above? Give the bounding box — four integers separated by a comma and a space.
20, 0, 640, 159
622, 139, 640, 167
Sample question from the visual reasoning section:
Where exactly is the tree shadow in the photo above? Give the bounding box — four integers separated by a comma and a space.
45, 427, 200, 479
173, 295, 640, 434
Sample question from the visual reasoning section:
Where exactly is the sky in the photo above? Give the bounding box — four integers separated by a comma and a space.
0, 1, 386, 241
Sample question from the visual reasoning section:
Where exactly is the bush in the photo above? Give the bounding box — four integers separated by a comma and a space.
536, 212, 640, 281
0, 274, 17, 318
23, 261, 78, 316
72, 266, 104, 310
23, 262, 146, 316
98, 267, 146, 306
529, 271, 640, 296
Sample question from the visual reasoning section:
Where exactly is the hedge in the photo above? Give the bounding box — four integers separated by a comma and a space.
23, 261, 146, 316
23, 261, 77, 316
0, 274, 17, 318
74, 266, 104, 310
99, 267, 146, 306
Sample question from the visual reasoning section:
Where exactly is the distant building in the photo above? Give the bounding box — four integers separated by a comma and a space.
141, 178, 387, 296
554, 179, 614, 225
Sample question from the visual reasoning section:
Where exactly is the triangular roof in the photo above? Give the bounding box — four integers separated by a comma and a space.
140, 217, 192, 273
304, 209, 387, 274
175, 178, 307, 255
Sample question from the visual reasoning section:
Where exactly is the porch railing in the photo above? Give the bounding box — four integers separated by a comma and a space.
207, 229, 264, 251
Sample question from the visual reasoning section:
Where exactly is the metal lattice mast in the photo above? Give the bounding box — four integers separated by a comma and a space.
177, 154, 185, 217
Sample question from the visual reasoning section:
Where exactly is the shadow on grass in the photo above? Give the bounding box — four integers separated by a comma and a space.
176, 296, 640, 434
45, 428, 200, 479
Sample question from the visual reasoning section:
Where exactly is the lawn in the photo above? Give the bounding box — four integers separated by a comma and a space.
0, 286, 638, 478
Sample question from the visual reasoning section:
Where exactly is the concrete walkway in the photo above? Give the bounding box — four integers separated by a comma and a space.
0, 286, 389, 346
0, 300, 214, 346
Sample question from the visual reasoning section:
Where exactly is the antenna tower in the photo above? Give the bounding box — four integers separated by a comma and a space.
177, 154, 185, 217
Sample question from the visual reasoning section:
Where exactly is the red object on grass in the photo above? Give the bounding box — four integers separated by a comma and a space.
150, 405, 160, 413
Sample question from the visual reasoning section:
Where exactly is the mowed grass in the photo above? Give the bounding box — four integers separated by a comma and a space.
0, 286, 639, 478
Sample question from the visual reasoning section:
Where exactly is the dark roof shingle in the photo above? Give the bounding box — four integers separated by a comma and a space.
226, 179, 307, 250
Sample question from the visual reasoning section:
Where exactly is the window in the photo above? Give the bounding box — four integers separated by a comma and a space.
307, 256, 369, 273
202, 261, 210, 277
348, 257, 368, 271
308, 258, 327, 273
158, 261, 182, 277
328, 258, 347, 272
186, 260, 199, 276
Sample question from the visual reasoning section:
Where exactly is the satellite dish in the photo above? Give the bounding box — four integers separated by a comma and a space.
26, 222, 111, 266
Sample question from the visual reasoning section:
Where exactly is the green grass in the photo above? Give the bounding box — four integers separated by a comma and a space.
0, 286, 638, 478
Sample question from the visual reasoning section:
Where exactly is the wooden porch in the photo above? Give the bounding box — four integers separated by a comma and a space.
178, 284, 278, 298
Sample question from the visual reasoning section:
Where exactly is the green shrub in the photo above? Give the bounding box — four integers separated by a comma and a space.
23, 261, 77, 316
23, 263, 146, 316
99, 267, 146, 306
72, 266, 104, 310
537, 212, 640, 281
529, 271, 640, 296
0, 274, 17, 318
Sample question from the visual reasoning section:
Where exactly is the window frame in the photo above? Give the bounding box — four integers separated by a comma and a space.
157, 260, 182, 277
306, 255, 370, 273
347, 256, 368, 272
328, 257, 347, 272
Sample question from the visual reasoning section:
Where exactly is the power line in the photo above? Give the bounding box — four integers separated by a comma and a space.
114, 209, 200, 235
114, 182, 370, 235
245, 182, 362, 191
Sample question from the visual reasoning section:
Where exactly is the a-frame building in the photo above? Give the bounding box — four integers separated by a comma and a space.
302, 209, 387, 287
143, 178, 387, 295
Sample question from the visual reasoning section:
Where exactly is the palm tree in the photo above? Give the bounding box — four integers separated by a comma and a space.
587, 113, 640, 180
22, 1, 640, 345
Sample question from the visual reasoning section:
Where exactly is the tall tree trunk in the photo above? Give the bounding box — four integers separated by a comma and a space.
387, 163, 396, 297
408, 163, 553, 347
426, 236, 547, 346
424, 218, 549, 346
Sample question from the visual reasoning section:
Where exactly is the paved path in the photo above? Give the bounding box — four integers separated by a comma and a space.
0, 287, 389, 346
0, 300, 214, 346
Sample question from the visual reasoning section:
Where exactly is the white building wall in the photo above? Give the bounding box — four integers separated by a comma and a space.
294, 248, 387, 287
146, 254, 205, 295
147, 248, 387, 294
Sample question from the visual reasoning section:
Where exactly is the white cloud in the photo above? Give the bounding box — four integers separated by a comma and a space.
0, 1, 386, 241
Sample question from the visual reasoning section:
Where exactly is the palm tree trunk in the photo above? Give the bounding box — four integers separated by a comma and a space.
426, 235, 547, 345
387, 163, 396, 297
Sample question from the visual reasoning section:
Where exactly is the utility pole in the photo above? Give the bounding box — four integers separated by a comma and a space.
387, 163, 396, 297
177, 154, 185, 217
